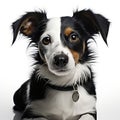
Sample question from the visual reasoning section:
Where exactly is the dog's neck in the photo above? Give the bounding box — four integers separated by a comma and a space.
47, 82, 78, 91
36, 63, 91, 86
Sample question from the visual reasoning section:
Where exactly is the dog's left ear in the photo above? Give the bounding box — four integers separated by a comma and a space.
12, 11, 47, 45
73, 9, 110, 45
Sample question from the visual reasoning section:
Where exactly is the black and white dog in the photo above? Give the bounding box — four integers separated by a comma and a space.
12, 9, 110, 120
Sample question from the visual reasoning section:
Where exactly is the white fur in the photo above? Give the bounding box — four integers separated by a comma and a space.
26, 82, 30, 102
36, 63, 91, 86
26, 86, 95, 120
79, 114, 94, 120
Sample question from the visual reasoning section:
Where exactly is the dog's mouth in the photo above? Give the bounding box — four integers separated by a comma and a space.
49, 66, 73, 76
55, 68, 71, 72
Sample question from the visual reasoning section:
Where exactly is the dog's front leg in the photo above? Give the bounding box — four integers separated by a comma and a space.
22, 118, 48, 120
79, 114, 95, 120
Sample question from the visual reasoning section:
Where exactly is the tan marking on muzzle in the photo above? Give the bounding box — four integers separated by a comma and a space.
70, 49, 80, 64
69, 41, 86, 64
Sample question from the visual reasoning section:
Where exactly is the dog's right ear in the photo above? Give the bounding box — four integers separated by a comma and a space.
12, 11, 47, 45
73, 9, 110, 45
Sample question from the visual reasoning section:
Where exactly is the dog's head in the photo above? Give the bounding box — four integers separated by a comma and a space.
12, 9, 110, 77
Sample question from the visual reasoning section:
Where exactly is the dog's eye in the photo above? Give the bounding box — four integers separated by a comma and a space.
42, 36, 51, 45
69, 33, 79, 43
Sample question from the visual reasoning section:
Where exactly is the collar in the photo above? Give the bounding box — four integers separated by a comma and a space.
47, 83, 78, 91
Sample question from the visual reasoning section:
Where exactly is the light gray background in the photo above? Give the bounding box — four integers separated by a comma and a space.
0, 0, 120, 120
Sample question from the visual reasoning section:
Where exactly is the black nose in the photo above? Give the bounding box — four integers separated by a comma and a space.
53, 54, 68, 68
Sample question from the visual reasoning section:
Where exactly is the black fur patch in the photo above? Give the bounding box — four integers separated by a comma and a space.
13, 80, 29, 111
29, 70, 48, 100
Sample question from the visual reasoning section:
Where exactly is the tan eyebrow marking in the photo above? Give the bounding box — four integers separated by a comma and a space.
64, 27, 73, 36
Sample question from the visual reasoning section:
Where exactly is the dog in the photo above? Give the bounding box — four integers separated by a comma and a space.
12, 9, 110, 120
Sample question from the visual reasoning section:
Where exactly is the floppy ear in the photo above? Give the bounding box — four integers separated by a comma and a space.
73, 9, 110, 45
12, 11, 47, 44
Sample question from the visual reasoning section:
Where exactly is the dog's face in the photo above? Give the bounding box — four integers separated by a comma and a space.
39, 18, 74, 76
12, 10, 110, 77
38, 17, 86, 76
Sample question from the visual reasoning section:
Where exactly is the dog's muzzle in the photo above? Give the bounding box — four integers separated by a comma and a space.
53, 53, 68, 68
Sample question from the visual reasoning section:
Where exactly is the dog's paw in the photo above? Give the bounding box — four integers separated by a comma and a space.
79, 114, 95, 120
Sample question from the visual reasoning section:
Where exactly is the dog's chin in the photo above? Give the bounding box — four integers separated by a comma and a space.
49, 68, 73, 76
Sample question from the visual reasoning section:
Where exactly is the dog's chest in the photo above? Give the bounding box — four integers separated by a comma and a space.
30, 86, 96, 119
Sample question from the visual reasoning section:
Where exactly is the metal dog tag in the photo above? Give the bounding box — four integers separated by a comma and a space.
72, 90, 79, 102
